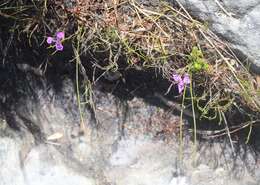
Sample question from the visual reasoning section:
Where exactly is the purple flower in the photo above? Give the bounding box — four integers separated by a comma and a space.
172, 73, 182, 82
46, 31, 65, 51
47, 37, 54, 44
178, 81, 185, 94
55, 41, 63, 51
171, 73, 190, 94
183, 73, 191, 84
56, 32, 65, 40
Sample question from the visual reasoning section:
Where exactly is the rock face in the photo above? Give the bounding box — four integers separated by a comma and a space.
1, 67, 260, 185
172, 0, 260, 74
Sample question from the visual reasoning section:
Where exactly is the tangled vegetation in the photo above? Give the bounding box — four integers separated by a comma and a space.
1, 0, 260, 149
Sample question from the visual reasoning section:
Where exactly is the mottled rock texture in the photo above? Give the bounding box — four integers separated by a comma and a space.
0, 66, 260, 185
170, 0, 260, 73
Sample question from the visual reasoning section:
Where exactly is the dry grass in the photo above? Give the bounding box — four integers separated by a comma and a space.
1, 0, 260, 143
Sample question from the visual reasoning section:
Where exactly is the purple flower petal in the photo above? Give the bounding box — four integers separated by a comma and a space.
47, 37, 54, 44
56, 31, 65, 40
178, 81, 185, 94
55, 42, 63, 51
172, 73, 182, 82
183, 73, 190, 84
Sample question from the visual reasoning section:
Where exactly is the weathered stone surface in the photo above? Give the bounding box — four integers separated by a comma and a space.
173, 0, 260, 73
0, 137, 26, 185
1, 73, 260, 185
0, 62, 260, 185
0, 127, 96, 185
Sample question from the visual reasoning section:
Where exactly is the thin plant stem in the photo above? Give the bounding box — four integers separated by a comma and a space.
179, 85, 187, 162
190, 73, 197, 158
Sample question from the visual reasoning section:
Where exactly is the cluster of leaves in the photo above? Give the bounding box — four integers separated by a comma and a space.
188, 46, 209, 72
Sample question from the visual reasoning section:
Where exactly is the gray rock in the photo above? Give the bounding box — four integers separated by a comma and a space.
23, 145, 95, 185
0, 76, 260, 185
0, 127, 96, 185
173, 0, 260, 73
0, 137, 26, 185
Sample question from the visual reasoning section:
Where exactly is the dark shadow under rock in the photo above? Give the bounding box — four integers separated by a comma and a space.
0, 60, 260, 185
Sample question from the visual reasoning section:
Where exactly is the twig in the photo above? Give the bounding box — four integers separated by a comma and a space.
214, 0, 234, 17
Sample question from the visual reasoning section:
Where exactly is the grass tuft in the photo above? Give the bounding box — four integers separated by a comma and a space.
1, 0, 260, 148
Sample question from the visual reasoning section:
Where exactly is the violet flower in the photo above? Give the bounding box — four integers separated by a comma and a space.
55, 41, 63, 51
46, 31, 65, 51
171, 73, 191, 94
183, 73, 191, 84
56, 32, 65, 40
47, 37, 54, 44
